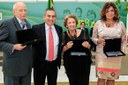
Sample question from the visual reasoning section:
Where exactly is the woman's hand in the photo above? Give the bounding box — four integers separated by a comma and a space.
82, 41, 90, 48
97, 37, 105, 46
66, 41, 73, 49
62, 41, 73, 52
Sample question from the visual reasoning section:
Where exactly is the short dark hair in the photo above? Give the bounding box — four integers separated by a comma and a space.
80, 22, 85, 25
46, 8, 55, 11
43, 8, 56, 16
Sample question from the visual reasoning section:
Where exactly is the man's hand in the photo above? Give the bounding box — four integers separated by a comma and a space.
13, 44, 27, 51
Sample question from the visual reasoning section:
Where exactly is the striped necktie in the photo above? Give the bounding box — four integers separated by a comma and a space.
21, 21, 26, 29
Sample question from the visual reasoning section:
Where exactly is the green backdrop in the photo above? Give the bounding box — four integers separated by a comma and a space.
0, 2, 127, 33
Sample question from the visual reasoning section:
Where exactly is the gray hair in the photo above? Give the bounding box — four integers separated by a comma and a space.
13, 2, 26, 10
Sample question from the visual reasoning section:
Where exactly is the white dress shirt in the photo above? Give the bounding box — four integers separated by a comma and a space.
45, 23, 59, 61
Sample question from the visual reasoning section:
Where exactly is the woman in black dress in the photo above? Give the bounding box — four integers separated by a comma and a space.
62, 14, 92, 85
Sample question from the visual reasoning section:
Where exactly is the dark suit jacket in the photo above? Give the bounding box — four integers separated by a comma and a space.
0, 17, 33, 76
78, 27, 89, 39
32, 23, 62, 70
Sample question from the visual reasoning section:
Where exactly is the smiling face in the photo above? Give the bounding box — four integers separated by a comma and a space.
13, 2, 27, 21
100, 2, 119, 21
66, 18, 77, 31
43, 10, 56, 26
105, 6, 115, 20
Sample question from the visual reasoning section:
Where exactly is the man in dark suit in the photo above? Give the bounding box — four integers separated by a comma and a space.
0, 2, 32, 85
32, 8, 62, 85
79, 22, 89, 37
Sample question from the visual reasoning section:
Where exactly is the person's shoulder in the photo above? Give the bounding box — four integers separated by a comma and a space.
54, 24, 63, 32
32, 23, 44, 28
96, 20, 103, 24
76, 28, 81, 31
76, 28, 82, 33
94, 20, 104, 26
63, 31, 67, 34
117, 20, 124, 24
63, 31, 68, 36
115, 20, 125, 27
2, 18, 13, 24
0, 18, 14, 27
85, 27, 88, 30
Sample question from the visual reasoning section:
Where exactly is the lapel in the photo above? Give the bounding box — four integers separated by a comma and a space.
13, 17, 31, 30
24, 19, 31, 29
41, 23, 46, 47
13, 17, 22, 30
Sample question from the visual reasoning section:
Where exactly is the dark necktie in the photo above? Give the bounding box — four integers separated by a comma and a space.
48, 26, 54, 61
21, 21, 26, 29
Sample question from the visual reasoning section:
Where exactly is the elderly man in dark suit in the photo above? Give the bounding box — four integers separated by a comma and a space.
0, 2, 32, 85
32, 8, 62, 85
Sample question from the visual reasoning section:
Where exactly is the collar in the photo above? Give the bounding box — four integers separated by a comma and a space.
15, 17, 25, 24
45, 23, 54, 31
